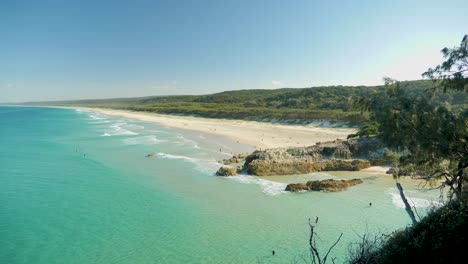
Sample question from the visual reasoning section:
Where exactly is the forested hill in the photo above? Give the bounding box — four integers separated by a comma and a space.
26, 80, 465, 125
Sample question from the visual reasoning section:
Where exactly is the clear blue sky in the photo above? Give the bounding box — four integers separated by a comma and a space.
1, 0, 467, 102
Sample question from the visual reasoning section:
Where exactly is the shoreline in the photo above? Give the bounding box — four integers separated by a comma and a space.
79, 107, 355, 150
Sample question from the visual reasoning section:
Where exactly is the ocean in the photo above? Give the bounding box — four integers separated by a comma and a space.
0, 106, 442, 263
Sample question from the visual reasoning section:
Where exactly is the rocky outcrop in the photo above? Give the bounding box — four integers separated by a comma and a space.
219, 153, 250, 165
246, 159, 371, 176
215, 138, 384, 176
285, 178, 363, 192
215, 166, 239, 176
242, 138, 381, 176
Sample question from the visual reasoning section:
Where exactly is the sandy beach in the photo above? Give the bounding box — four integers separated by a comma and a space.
84, 108, 355, 149
362, 166, 391, 174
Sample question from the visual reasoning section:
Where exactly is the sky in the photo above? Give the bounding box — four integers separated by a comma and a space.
1, 0, 467, 102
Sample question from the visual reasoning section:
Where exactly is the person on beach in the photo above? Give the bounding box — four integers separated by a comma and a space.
315, 216, 319, 223
272, 250, 275, 256
369, 202, 372, 206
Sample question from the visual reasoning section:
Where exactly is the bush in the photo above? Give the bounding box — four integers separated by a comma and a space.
347, 198, 468, 263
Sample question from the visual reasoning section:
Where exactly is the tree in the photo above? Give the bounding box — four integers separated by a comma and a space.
356, 35, 468, 200
423, 35, 468, 93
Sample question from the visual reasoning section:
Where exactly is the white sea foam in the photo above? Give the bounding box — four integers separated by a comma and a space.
147, 129, 167, 133
157, 152, 200, 162
123, 135, 167, 145
101, 122, 139, 136
75, 109, 91, 113
228, 175, 287, 196
89, 114, 104, 120
175, 135, 203, 150
90, 120, 111, 124
125, 124, 145, 130
156, 152, 220, 174
389, 192, 442, 209
176, 135, 197, 144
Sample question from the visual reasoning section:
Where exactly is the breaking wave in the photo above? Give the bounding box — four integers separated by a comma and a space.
227, 175, 287, 196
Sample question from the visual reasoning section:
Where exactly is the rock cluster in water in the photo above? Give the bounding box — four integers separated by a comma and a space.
285, 178, 363, 192
215, 166, 240, 176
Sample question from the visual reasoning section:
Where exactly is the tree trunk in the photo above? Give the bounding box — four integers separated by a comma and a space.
396, 182, 418, 225
455, 160, 466, 200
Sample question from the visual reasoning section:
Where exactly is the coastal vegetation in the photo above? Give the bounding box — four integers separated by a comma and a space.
28, 80, 464, 126
344, 35, 468, 263
353, 35, 467, 200
347, 196, 468, 263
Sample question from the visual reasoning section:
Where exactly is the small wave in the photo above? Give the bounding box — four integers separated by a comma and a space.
157, 152, 200, 162
176, 135, 197, 144
123, 135, 167, 145
389, 192, 442, 209
147, 129, 166, 133
75, 109, 91, 113
176, 135, 203, 150
156, 152, 221, 174
101, 122, 139, 136
227, 175, 287, 196
90, 120, 111, 124
125, 124, 145, 130
89, 114, 104, 120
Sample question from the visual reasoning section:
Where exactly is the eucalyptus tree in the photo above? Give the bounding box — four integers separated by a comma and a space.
355, 35, 467, 200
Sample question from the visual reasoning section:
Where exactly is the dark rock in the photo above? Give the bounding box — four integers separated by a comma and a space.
285, 183, 309, 192
216, 167, 238, 176
285, 178, 363, 192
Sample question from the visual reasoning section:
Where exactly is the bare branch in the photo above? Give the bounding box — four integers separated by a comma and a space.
322, 233, 343, 263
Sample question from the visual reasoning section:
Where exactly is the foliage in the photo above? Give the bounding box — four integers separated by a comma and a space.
30, 80, 460, 126
353, 36, 468, 199
347, 121, 379, 139
347, 197, 468, 264
423, 35, 468, 93
363, 80, 466, 198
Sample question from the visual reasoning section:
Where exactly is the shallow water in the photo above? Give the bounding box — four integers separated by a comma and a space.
0, 106, 442, 263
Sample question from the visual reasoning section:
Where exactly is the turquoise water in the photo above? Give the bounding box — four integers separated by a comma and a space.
0, 106, 442, 263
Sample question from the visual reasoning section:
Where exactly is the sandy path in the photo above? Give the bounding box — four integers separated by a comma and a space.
84, 108, 355, 149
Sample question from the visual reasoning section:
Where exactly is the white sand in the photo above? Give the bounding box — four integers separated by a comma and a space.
362, 166, 391, 174
84, 108, 355, 149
